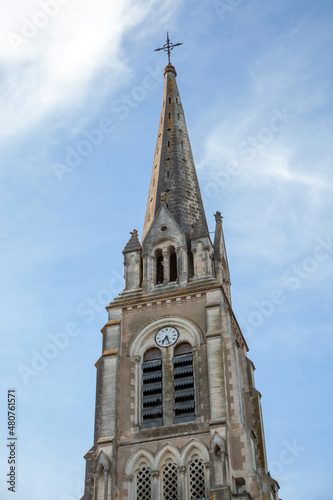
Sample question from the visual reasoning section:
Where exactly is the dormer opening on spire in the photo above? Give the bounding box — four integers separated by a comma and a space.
154, 245, 178, 285
155, 249, 164, 284
169, 247, 177, 282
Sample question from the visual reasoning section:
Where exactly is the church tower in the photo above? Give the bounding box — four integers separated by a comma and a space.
81, 39, 281, 500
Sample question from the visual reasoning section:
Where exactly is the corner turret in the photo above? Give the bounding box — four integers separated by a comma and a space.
122, 229, 142, 290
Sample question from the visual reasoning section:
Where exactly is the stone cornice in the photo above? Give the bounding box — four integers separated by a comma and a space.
107, 278, 218, 310
106, 278, 248, 350
119, 428, 210, 447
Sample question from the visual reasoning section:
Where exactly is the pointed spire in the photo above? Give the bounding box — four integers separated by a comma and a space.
142, 65, 209, 241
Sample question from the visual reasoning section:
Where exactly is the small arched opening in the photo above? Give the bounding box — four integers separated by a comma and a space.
155, 249, 164, 284
214, 444, 222, 457
169, 247, 177, 282
214, 444, 223, 487
95, 464, 105, 500
188, 250, 194, 279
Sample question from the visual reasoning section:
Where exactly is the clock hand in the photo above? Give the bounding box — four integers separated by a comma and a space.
164, 335, 170, 344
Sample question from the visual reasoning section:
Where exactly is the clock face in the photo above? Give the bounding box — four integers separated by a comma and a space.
155, 326, 179, 347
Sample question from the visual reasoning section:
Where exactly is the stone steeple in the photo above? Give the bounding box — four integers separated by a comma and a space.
80, 53, 281, 500
142, 64, 209, 242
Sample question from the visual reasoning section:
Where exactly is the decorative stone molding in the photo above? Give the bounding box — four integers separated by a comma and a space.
180, 439, 210, 465
210, 432, 227, 454
125, 448, 154, 476
102, 349, 119, 357
94, 450, 111, 473
128, 316, 204, 359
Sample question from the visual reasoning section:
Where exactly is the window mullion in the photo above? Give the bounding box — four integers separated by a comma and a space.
162, 349, 174, 426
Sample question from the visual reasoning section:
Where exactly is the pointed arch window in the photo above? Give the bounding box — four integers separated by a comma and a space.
136, 464, 152, 500
95, 465, 105, 500
156, 249, 164, 284
169, 247, 177, 282
162, 460, 178, 500
188, 250, 194, 279
189, 457, 205, 499
142, 348, 163, 428
173, 343, 195, 423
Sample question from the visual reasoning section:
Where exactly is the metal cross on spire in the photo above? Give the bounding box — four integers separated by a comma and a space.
154, 32, 183, 65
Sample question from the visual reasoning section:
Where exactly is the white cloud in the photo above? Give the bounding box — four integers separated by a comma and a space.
0, 0, 179, 141
196, 7, 333, 272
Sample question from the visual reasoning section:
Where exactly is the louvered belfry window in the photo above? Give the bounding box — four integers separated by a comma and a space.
173, 343, 195, 423
142, 348, 163, 428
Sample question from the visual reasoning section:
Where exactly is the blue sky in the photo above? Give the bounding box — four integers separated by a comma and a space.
0, 1, 332, 499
